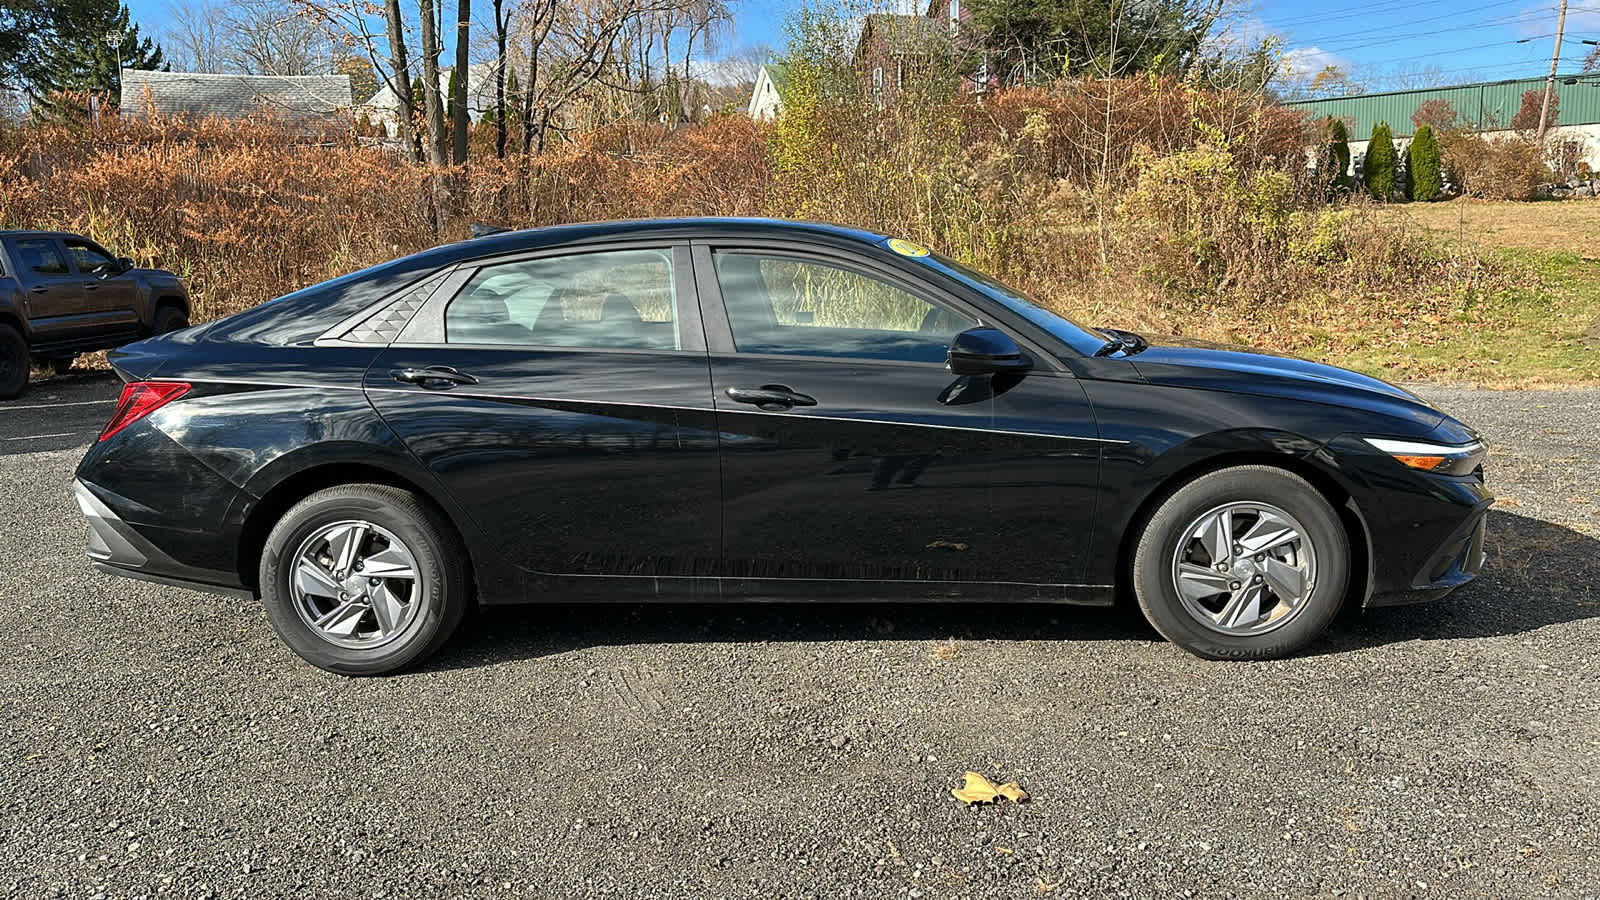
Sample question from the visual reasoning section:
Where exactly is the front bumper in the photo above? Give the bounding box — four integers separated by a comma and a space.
74, 479, 253, 599
1366, 503, 1489, 607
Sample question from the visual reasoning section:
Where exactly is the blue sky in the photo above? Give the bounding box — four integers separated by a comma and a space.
120, 0, 1600, 92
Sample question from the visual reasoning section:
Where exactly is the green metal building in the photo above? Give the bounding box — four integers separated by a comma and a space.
1283, 73, 1600, 138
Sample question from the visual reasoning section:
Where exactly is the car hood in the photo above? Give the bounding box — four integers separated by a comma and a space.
131, 267, 182, 283
1123, 335, 1445, 428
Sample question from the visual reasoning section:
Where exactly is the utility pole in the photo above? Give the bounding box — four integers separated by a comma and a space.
1537, 0, 1568, 145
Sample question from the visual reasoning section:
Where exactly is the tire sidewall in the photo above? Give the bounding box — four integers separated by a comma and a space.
260, 487, 463, 675
153, 307, 189, 334
1133, 467, 1350, 660
0, 325, 27, 399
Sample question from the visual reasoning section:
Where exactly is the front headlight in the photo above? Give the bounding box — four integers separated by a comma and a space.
1363, 437, 1486, 476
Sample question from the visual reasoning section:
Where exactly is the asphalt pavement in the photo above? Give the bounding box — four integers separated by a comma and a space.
1, 373, 1597, 899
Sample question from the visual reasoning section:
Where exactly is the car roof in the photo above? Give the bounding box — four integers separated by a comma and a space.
197, 217, 899, 347
0, 230, 91, 241
439, 217, 889, 261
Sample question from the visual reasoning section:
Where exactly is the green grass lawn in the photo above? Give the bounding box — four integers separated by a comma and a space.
1341, 200, 1600, 386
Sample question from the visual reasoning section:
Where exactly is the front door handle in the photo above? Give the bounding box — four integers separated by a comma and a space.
725, 384, 818, 411
29, 285, 47, 294
390, 365, 480, 388
83, 281, 100, 291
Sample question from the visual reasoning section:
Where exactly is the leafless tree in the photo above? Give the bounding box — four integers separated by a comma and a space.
417, 0, 448, 165
450, 0, 469, 164
161, 0, 230, 73
223, 0, 337, 75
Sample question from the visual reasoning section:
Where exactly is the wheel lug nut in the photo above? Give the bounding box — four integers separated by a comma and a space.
369, 578, 380, 586
1229, 581, 1241, 590
1215, 563, 1228, 572
1253, 575, 1262, 583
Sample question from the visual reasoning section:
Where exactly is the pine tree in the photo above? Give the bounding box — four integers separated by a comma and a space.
445, 68, 459, 135
1363, 121, 1399, 201
504, 67, 523, 129
21, 0, 163, 114
1406, 124, 1443, 202
1328, 118, 1351, 193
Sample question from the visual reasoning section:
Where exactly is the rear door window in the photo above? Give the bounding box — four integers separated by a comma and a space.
10, 239, 69, 276
443, 248, 679, 350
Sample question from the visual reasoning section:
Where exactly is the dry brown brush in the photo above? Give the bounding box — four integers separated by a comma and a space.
0, 82, 1512, 364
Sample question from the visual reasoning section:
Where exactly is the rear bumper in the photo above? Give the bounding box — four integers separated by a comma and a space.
73, 479, 252, 599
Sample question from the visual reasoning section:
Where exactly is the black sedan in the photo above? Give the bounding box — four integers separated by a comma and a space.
74, 218, 1491, 673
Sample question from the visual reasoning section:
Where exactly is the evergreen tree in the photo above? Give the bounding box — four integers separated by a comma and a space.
504, 67, 523, 129
21, 0, 163, 114
1363, 121, 1399, 201
967, 0, 1215, 84
1406, 124, 1443, 202
445, 68, 459, 134
1327, 118, 1351, 193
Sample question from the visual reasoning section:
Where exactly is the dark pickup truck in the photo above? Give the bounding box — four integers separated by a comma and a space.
0, 231, 191, 398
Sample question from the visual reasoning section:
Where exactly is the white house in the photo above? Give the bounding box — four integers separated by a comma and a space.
747, 63, 787, 121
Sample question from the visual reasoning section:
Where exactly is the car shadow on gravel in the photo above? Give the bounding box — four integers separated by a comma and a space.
1323, 510, 1600, 653
427, 510, 1597, 670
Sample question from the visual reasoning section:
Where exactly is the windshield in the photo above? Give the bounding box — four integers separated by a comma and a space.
915, 252, 1108, 356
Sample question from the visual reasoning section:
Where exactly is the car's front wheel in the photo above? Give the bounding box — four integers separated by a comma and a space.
1132, 465, 1349, 660
259, 484, 469, 675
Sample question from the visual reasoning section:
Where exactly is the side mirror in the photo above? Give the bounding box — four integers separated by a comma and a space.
948, 327, 1032, 376
117, 257, 135, 274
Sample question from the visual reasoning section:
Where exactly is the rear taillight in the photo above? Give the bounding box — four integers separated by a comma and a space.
99, 381, 190, 442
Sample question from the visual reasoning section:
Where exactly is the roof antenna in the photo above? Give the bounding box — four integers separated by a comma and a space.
469, 224, 510, 239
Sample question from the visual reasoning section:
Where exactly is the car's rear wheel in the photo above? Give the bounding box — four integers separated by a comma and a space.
151, 305, 189, 335
0, 324, 27, 399
259, 484, 468, 675
1132, 465, 1349, 660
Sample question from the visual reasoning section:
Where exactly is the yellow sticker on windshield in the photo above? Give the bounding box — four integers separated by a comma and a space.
887, 238, 930, 257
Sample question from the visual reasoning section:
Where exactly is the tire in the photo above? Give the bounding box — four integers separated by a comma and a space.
259, 484, 469, 675
1132, 465, 1349, 660
0, 324, 27, 400
151, 305, 189, 335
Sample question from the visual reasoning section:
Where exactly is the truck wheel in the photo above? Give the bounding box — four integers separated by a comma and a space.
152, 306, 189, 335
0, 324, 27, 399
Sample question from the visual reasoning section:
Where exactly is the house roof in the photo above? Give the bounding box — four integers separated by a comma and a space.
759, 63, 789, 95
120, 69, 353, 123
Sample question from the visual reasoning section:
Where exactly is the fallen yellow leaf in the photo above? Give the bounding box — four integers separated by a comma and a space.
997, 781, 1029, 803
994, 846, 1013, 854
951, 771, 1002, 805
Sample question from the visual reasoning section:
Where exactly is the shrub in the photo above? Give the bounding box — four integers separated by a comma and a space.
1511, 88, 1557, 136
1406, 124, 1443, 201
1410, 99, 1458, 132
1437, 130, 1549, 200
1363, 121, 1398, 201
1327, 118, 1351, 193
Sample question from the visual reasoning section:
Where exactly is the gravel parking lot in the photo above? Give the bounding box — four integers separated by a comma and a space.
2, 374, 1597, 899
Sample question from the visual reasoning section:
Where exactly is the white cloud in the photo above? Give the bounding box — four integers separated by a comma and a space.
1283, 45, 1352, 81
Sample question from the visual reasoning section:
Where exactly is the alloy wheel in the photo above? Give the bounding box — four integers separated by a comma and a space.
1170, 501, 1318, 637
290, 520, 424, 649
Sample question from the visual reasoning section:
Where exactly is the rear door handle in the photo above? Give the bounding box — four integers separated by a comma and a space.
83, 281, 100, 291
390, 365, 479, 388
725, 384, 818, 411
29, 285, 47, 294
